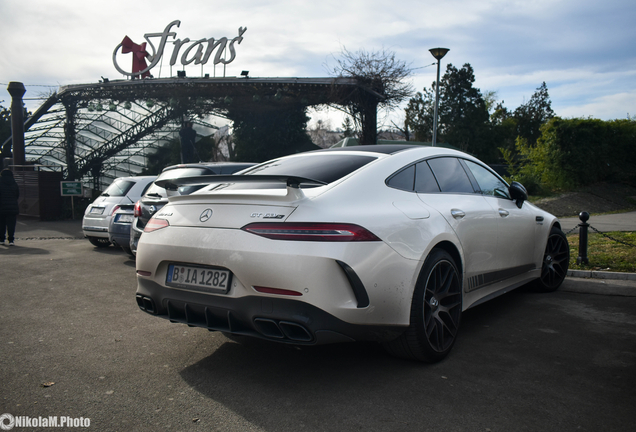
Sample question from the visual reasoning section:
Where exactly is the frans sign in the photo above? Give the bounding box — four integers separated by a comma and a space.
113, 20, 247, 78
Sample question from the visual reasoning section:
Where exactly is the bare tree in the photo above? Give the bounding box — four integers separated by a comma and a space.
328, 47, 414, 144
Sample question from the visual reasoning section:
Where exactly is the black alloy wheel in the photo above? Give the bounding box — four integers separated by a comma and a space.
383, 248, 463, 363
534, 226, 569, 292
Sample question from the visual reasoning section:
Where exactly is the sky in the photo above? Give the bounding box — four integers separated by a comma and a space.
1, 0, 635, 131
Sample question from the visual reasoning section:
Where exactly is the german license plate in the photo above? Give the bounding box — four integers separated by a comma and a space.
166, 264, 231, 294
115, 214, 134, 223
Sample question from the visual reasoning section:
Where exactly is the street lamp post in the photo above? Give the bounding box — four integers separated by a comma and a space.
429, 48, 449, 147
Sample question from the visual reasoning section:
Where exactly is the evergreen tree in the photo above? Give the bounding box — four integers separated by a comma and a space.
341, 117, 355, 138
513, 82, 555, 145
438, 63, 490, 158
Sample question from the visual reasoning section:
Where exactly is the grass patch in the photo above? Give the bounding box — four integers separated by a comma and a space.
567, 231, 636, 273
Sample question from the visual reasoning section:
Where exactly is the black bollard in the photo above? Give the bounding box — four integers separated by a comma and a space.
576, 211, 590, 265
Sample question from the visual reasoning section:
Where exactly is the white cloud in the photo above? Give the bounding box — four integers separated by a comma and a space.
1, 0, 634, 122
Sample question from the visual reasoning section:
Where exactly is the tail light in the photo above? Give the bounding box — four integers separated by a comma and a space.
133, 200, 141, 217
144, 218, 169, 233
110, 205, 121, 216
241, 223, 381, 242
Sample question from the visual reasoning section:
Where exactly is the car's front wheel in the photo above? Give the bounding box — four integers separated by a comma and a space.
383, 249, 463, 363
88, 237, 111, 248
533, 226, 569, 292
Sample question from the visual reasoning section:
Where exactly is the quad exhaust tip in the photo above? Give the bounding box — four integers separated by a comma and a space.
253, 318, 312, 342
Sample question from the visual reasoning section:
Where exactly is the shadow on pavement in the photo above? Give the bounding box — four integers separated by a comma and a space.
0, 245, 51, 255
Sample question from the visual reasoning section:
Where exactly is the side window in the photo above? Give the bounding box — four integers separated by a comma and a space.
386, 165, 415, 191
464, 160, 510, 199
414, 161, 440, 193
427, 158, 475, 193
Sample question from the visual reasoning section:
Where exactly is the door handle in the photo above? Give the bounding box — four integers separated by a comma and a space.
451, 209, 465, 219
498, 208, 510, 217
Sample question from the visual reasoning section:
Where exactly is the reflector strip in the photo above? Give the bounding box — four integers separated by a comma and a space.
253, 286, 303, 296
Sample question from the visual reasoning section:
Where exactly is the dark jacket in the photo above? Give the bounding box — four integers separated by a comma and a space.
0, 169, 20, 215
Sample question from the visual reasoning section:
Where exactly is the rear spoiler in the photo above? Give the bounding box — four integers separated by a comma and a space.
155, 175, 327, 191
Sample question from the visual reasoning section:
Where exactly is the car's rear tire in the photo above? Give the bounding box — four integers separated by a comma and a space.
532, 226, 569, 292
383, 249, 463, 363
88, 237, 111, 248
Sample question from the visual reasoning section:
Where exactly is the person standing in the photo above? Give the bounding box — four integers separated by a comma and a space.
179, 121, 197, 164
0, 169, 20, 246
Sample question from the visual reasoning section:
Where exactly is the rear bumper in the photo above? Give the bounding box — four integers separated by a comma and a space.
136, 277, 405, 345
137, 226, 418, 326
83, 226, 109, 238
109, 222, 131, 248
83, 216, 110, 238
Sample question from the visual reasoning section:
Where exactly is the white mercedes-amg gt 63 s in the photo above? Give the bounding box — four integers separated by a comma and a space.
135, 145, 569, 362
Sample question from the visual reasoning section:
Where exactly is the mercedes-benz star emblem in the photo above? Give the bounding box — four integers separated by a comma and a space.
199, 208, 213, 222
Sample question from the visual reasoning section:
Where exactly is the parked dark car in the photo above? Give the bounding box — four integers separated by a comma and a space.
129, 162, 256, 256
108, 206, 135, 255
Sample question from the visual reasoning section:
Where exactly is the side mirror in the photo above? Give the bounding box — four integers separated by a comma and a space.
509, 181, 528, 209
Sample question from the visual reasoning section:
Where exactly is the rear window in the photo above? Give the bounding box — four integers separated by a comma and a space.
102, 179, 135, 197
143, 183, 168, 199
243, 154, 377, 184
157, 167, 213, 181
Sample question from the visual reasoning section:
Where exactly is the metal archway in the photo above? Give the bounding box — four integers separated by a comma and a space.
8, 76, 379, 190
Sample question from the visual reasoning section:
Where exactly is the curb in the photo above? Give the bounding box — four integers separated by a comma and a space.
567, 269, 636, 281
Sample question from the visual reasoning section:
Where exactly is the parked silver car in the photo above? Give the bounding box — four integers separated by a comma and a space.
82, 176, 156, 247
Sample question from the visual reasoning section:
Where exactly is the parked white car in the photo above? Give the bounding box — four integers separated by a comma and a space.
135, 145, 569, 362
82, 176, 156, 247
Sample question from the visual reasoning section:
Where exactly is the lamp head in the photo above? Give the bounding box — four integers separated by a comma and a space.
429, 48, 450, 61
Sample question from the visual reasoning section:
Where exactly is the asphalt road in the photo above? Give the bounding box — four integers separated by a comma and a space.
1, 235, 635, 432
559, 211, 636, 233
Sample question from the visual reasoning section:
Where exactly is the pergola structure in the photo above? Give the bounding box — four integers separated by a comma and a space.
9, 76, 380, 190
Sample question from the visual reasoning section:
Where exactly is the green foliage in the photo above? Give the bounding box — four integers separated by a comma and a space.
506, 117, 636, 191
568, 231, 636, 273
231, 105, 316, 162
500, 137, 546, 195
